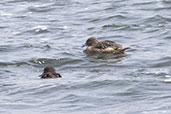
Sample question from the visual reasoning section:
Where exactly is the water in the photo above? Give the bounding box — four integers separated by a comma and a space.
0, 0, 171, 113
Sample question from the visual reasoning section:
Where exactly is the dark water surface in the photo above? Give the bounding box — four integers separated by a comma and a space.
0, 0, 171, 114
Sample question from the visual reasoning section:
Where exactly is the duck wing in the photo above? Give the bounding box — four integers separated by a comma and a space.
95, 40, 121, 49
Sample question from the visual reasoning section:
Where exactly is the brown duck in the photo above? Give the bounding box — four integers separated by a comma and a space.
40, 66, 62, 79
83, 37, 129, 54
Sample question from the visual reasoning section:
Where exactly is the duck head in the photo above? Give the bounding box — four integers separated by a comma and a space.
82, 37, 99, 47
43, 66, 56, 74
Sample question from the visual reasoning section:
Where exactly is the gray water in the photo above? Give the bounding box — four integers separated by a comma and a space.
0, 0, 171, 114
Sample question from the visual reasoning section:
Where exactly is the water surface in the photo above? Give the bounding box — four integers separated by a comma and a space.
0, 0, 171, 114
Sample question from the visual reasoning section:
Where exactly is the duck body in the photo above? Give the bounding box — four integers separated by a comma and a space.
84, 37, 129, 55
40, 66, 61, 79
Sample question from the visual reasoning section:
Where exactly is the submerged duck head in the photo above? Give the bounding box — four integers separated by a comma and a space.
40, 66, 62, 79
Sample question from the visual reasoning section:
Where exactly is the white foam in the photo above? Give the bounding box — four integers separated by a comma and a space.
34, 25, 48, 32
164, 79, 171, 83
40, 38, 49, 41
63, 26, 69, 29
165, 75, 171, 78
0, 12, 12, 16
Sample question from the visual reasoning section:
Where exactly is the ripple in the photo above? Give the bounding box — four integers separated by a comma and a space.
150, 57, 171, 68
0, 45, 17, 52
103, 24, 140, 31
142, 15, 171, 24
22, 25, 49, 34
162, 0, 171, 4
107, 14, 128, 20
132, 1, 155, 6
28, 3, 56, 12
0, 61, 30, 66
29, 57, 85, 69
1, 0, 171, 113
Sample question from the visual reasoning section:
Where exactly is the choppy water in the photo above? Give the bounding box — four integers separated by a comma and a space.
0, 0, 171, 114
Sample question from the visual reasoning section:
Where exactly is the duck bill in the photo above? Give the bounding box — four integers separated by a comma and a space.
121, 46, 130, 50
39, 74, 43, 77
81, 44, 86, 48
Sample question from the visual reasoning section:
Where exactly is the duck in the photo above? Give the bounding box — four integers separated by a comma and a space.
83, 37, 129, 54
40, 66, 62, 79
